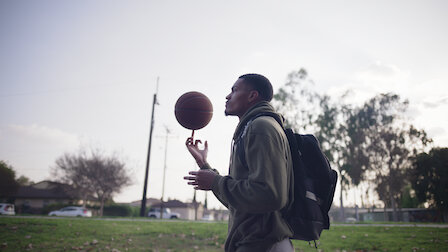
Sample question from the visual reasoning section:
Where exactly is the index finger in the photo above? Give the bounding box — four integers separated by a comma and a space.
185, 137, 193, 145
189, 171, 199, 175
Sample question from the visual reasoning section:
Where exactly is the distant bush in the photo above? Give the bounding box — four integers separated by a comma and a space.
130, 206, 141, 217
102, 204, 133, 217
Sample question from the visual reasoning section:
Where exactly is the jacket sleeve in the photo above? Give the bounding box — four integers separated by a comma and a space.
211, 119, 290, 213
200, 163, 229, 209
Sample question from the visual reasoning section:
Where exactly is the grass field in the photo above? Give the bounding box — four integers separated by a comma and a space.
1, 216, 447, 251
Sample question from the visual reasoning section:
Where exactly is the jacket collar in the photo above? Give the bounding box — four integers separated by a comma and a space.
232, 101, 283, 140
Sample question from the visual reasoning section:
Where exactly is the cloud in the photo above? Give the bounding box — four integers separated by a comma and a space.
362, 61, 402, 77
353, 60, 411, 92
0, 124, 81, 182
422, 97, 448, 109
2, 124, 80, 148
326, 60, 413, 106
427, 127, 446, 137
329, 61, 447, 112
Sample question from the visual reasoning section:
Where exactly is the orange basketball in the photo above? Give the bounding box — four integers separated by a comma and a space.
174, 91, 213, 130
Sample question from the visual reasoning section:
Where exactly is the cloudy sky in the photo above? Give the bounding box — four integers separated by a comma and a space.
1, 0, 447, 209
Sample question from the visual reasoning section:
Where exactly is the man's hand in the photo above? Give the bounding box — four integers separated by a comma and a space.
185, 137, 208, 168
183, 170, 217, 190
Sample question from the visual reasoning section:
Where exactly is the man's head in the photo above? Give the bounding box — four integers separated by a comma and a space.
238, 74, 273, 102
225, 73, 273, 118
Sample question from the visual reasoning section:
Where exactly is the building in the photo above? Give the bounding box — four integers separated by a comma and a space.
13, 181, 87, 214
360, 208, 444, 222
129, 198, 161, 208
330, 206, 446, 223
203, 208, 230, 221
151, 199, 204, 220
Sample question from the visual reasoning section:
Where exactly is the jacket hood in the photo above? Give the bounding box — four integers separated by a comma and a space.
232, 101, 284, 140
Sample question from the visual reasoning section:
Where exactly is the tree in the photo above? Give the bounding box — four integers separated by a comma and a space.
53, 149, 132, 216
272, 69, 432, 222
400, 184, 420, 208
354, 94, 431, 220
273, 68, 349, 220
16, 175, 34, 186
411, 148, 448, 220
273, 68, 320, 131
0, 160, 19, 201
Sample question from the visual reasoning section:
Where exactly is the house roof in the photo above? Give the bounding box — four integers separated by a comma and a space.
152, 199, 203, 209
152, 199, 186, 208
13, 181, 79, 200
128, 198, 161, 207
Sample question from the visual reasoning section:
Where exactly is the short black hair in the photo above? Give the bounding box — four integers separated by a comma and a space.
238, 73, 273, 102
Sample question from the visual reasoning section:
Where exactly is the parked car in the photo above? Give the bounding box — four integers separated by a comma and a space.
48, 206, 92, 217
345, 217, 357, 223
147, 208, 180, 219
0, 203, 15, 215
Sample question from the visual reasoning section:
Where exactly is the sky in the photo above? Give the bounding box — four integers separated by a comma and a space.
1, 0, 447, 210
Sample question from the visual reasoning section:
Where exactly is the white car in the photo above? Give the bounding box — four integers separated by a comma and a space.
201, 214, 215, 221
48, 206, 92, 217
148, 208, 180, 219
0, 203, 15, 215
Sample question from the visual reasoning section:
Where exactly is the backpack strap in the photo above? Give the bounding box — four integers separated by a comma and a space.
235, 113, 283, 168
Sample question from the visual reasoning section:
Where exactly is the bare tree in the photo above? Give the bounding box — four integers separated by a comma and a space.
53, 149, 132, 216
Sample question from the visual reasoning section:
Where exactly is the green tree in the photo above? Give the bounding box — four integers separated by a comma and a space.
273, 68, 320, 131
0, 160, 19, 201
273, 68, 349, 220
341, 103, 370, 188
16, 175, 34, 186
411, 148, 448, 220
355, 94, 431, 220
400, 185, 420, 208
314, 94, 354, 220
53, 149, 132, 216
273, 69, 433, 223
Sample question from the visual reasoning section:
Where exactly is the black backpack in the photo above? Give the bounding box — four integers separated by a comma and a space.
236, 113, 338, 241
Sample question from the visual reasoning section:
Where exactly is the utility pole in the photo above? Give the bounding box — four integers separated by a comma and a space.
140, 77, 159, 217
192, 163, 198, 221
160, 126, 170, 219
193, 189, 198, 221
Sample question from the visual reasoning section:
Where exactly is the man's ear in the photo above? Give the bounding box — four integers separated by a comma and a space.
248, 90, 260, 102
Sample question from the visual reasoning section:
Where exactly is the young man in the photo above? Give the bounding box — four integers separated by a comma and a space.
184, 74, 294, 251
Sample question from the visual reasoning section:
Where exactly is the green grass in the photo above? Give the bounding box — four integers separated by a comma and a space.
294, 225, 448, 251
0, 217, 447, 251
0, 217, 227, 251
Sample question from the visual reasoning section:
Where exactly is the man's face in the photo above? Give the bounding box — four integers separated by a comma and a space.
225, 78, 253, 118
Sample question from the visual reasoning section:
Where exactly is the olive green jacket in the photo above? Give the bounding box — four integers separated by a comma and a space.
204, 101, 294, 252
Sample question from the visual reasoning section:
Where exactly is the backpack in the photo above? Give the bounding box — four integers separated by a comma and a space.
236, 113, 338, 241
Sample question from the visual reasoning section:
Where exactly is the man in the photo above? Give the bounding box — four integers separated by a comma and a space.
184, 74, 294, 251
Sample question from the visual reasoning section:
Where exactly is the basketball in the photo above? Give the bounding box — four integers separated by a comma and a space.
174, 91, 213, 130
